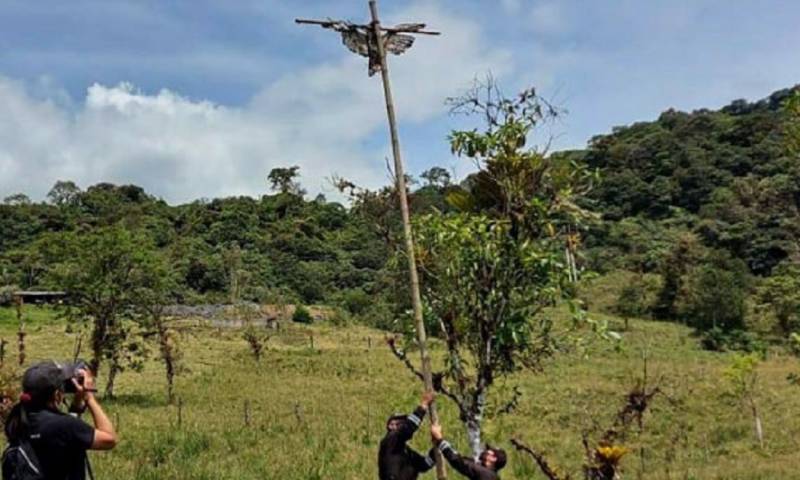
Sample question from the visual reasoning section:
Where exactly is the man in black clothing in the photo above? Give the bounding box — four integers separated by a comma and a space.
4, 361, 118, 480
430, 423, 507, 480
378, 391, 437, 480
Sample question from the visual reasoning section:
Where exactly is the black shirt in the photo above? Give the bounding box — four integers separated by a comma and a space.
378, 407, 435, 480
27, 409, 94, 480
437, 440, 499, 480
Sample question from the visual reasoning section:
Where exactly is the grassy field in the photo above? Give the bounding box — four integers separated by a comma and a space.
0, 304, 798, 479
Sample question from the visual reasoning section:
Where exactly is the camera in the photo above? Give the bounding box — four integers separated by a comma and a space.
60, 359, 92, 393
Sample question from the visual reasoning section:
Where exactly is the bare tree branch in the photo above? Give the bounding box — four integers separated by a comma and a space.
386, 336, 462, 408
511, 438, 570, 480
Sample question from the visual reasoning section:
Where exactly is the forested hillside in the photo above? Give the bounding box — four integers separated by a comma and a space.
576, 85, 800, 276
2, 85, 799, 348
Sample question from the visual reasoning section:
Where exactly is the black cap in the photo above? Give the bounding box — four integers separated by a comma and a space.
22, 361, 69, 403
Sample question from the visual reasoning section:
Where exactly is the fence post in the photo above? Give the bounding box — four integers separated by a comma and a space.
15, 296, 25, 366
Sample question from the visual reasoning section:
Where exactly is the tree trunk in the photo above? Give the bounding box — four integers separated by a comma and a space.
466, 417, 483, 460
90, 318, 107, 374
465, 391, 487, 459
105, 358, 120, 398
751, 401, 764, 449
158, 322, 176, 404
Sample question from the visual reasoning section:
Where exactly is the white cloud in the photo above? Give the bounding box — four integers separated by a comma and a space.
0, 2, 510, 204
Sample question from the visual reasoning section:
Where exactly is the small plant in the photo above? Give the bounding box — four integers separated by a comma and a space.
616, 277, 650, 330
789, 333, 800, 386
724, 353, 764, 449
292, 305, 313, 324
513, 375, 661, 480
243, 326, 269, 361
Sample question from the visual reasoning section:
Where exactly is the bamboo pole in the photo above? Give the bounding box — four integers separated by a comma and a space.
368, 2, 445, 477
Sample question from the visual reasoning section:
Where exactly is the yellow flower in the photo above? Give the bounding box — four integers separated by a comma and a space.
596, 445, 630, 464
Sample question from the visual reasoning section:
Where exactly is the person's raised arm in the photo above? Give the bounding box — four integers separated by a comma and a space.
397, 390, 436, 441
431, 423, 481, 478
73, 369, 117, 450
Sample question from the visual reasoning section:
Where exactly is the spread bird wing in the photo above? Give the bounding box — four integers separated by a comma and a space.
390, 23, 426, 32
341, 30, 370, 57
385, 33, 415, 55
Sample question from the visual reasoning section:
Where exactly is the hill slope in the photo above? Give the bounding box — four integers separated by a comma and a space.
1, 306, 798, 479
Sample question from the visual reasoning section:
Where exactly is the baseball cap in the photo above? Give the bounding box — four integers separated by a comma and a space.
22, 361, 70, 403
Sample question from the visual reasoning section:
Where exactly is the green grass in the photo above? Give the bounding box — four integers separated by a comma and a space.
0, 306, 798, 479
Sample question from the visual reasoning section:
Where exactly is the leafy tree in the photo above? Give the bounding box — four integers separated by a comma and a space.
131, 250, 183, 403
420, 166, 451, 188
783, 90, 800, 155
267, 166, 305, 196
2, 194, 31, 206
400, 81, 602, 456
47, 228, 153, 397
46, 180, 82, 206
616, 276, 650, 329
756, 262, 800, 335
679, 250, 749, 332
653, 234, 703, 320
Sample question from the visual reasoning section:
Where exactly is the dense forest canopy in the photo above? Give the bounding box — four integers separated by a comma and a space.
573, 85, 800, 276
1, 85, 799, 346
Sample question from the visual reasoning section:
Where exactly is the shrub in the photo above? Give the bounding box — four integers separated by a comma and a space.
0, 285, 19, 307
700, 327, 766, 354
292, 305, 313, 324
339, 289, 371, 315
680, 251, 749, 332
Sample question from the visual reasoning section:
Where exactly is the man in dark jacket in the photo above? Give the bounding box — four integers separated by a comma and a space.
378, 391, 436, 480
430, 423, 507, 480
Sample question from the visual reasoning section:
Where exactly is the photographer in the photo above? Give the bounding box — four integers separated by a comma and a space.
3, 361, 117, 480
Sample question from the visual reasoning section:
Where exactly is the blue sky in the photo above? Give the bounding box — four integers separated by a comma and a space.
1, 0, 799, 203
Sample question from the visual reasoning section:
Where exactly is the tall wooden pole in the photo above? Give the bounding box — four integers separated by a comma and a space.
369, 1, 446, 478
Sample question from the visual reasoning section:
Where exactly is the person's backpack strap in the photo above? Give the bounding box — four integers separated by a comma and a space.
85, 452, 94, 480
2, 440, 44, 480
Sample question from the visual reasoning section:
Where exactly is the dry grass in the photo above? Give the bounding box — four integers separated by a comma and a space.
0, 305, 798, 479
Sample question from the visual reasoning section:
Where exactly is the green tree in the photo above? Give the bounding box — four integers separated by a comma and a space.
756, 262, 800, 335
131, 250, 183, 403
400, 81, 602, 456
679, 250, 749, 332
784, 90, 800, 155
616, 275, 651, 329
2, 194, 31, 206
420, 166, 451, 188
46, 180, 82, 206
653, 234, 703, 320
267, 166, 305, 196
47, 228, 153, 397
